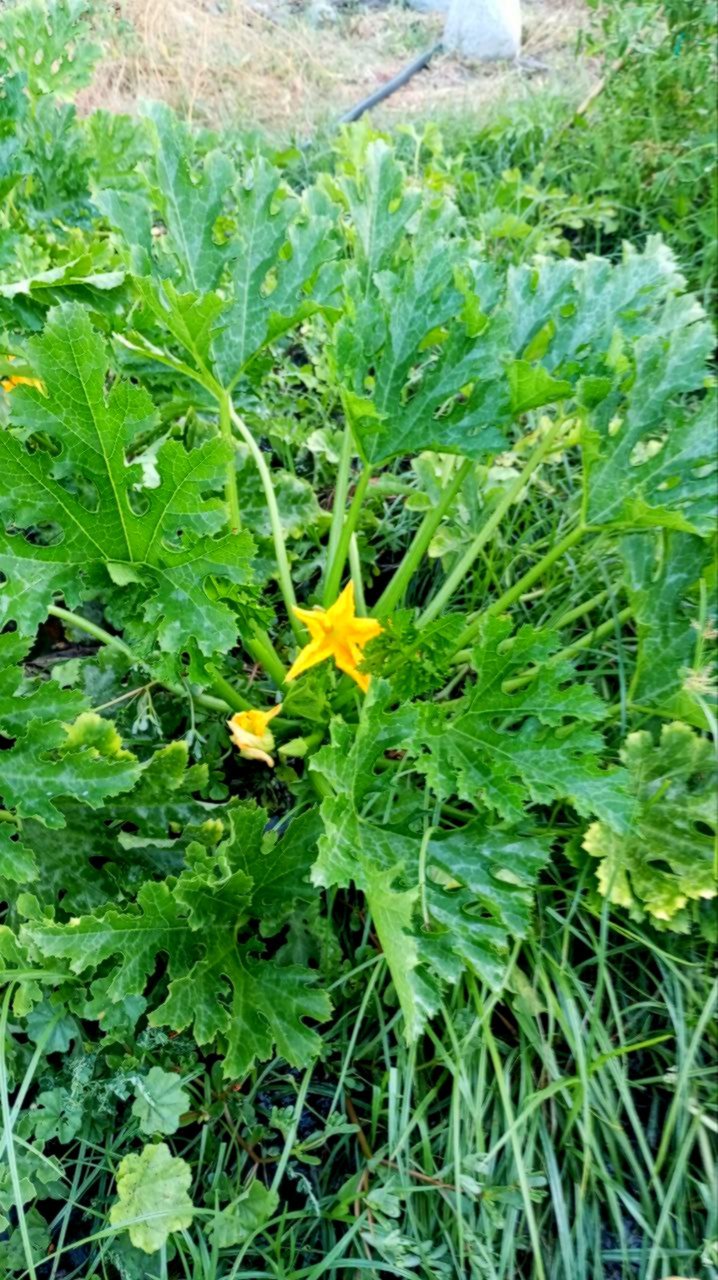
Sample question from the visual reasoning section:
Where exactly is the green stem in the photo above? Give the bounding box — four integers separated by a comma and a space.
192, 691, 234, 713
227, 401, 301, 639
279, 729, 325, 761
269, 1064, 314, 1195
47, 605, 134, 660
324, 424, 353, 588
457, 523, 588, 650
48, 604, 250, 715
550, 605, 633, 665
551, 588, 609, 631
348, 533, 366, 615
502, 606, 633, 692
0, 809, 19, 824
375, 458, 473, 618
244, 629, 288, 688
206, 672, 252, 713
323, 465, 372, 606
218, 389, 242, 534
419, 422, 564, 628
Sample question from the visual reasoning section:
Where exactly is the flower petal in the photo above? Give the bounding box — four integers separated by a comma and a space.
349, 616, 383, 642
286, 635, 333, 682
241, 745, 275, 767
292, 604, 328, 641
333, 643, 371, 692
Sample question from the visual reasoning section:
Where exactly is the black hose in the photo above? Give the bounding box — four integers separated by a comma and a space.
338, 40, 443, 124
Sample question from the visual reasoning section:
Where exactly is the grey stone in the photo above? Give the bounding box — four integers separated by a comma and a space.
443, 0, 522, 61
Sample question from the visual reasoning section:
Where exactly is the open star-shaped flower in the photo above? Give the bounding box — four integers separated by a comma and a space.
287, 581, 382, 692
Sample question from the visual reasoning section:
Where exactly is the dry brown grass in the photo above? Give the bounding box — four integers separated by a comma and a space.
79, 0, 592, 135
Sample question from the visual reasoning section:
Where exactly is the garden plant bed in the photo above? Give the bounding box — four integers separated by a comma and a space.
0, 0, 716, 1278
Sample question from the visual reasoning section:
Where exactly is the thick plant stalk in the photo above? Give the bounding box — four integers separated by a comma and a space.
244, 628, 288, 687
227, 401, 302, 640
418, 421, 564, 628
218, 389, 242, 534
48, 605, 135, 659
323, 464, 372, 606
375, 458, 473, 617
324, 424, 354, 596
349, 533, 367, 615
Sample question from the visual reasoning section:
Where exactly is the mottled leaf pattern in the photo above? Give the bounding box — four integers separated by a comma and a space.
584, 724, 717, 927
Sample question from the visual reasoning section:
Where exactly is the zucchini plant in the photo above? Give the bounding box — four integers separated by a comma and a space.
0, 0, 715, 1262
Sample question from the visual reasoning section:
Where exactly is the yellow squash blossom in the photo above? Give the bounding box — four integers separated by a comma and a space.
287, 581, 382, 693
1, 354, 43, 393
1, 374, 44, 392
227, 704, 282, 767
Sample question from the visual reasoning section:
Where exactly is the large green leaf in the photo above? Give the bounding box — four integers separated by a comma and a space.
1, 712, 140, 828
142, 102, 234, 293
0, 0, 101, 99
227, 805, 321, 934
622, 531, 715, 714
331, 210, 510, 465
0, 303, 255, 659
214, 164, 340, 386
156, 936, 331, 1079
507, 236, 687, 366
420, 618, 632, 831
22, 805, 331, 1075
310, 684, 552, 1038
584, 301, 715, 533
109, 741, 211, 837
100, 125, 341, 386
15, 739, 212, 911
0, 632, 86, 737
329, 183, 713, 470
584, 723, 717, 929
0, 827, 37, 886
334, 136, 422, 279
22, 881, 183, 997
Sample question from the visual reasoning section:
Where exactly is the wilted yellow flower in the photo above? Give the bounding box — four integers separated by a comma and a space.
287, 581, 382, 693
227, 703, 282, 767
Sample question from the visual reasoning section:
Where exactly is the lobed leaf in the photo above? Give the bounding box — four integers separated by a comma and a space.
0, 303, 256, 663
584, 723, 717, 928
110, 1143, 194, 1254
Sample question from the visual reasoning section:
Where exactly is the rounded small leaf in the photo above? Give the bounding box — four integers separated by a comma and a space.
131, 1067, 190, 1136
110, 1142, 194, 1254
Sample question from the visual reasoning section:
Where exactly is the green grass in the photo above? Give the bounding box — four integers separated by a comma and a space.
432, 0, 718, 308
7, 868, 713, 1279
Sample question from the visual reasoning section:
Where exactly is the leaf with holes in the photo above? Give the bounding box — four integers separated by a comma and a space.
0, 303, 256, 662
